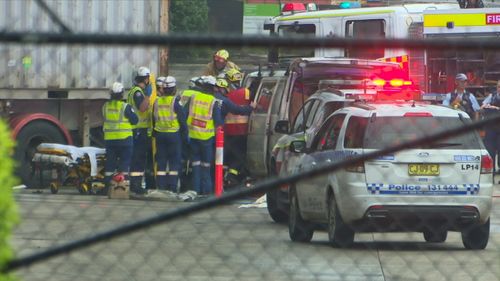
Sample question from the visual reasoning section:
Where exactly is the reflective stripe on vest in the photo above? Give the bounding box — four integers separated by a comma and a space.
187, 92, 216, 140
103, 100, 133, 140
127, 86, 151, 129
154, 96, 180, 133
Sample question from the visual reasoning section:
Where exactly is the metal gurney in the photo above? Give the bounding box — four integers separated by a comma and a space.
32, 143, 106, 194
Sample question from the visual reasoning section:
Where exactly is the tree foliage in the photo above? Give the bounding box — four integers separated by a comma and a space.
0, 119, 18, 281
169, 0, 210, 61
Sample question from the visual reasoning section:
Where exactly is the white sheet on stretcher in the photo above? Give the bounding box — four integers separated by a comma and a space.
36, 143, 106, 176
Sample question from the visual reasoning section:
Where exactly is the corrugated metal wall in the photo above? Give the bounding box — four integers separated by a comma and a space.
0, 0, 160, 89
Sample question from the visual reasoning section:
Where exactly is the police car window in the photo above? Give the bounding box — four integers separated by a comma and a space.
314, 114, 346, 151
363, 116, 482, 149
345, 19, 385, 59
305, 100, 321, 129
344, 116, 368, 149
292, 100, 314, 133
255, 81, 276, 114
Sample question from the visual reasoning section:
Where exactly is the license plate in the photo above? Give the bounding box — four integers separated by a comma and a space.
408, 164, 440, 176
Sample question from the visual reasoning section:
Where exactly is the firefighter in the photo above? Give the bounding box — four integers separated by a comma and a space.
203, 49, 240, 77
127, 66, 154, 195
223, 69, 255, 185
214, 78, 253, 120
152, 76, 188, 192
102, 82, 138, 191
187, 76, 223, 195
481, 80, 500, 174
442, 73, 480, 120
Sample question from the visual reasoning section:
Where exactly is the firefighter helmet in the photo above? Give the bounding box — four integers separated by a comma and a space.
226, 68, 243, 82
214, 49, 229, 61
215, 78, 229, 89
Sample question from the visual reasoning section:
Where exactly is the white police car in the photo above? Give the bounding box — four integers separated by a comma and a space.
289, 100, 493, 250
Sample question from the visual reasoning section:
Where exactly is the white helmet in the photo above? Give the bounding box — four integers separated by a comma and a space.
111, 82, 124, 94
137, 66, 150, 77
201, 75, 216, 86
165, 76, 176, 88
156, 76, 167, 87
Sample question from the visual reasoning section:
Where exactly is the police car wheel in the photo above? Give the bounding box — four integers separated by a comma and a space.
288, 188, 314, 242
327, 193, 354, 248
461, 219, 490, 250
267, 189, 288, 223
423, 229, 447, 243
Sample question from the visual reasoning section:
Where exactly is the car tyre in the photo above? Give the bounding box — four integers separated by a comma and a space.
423, 229, 447, 243
328, 193, 354, 248
461, 219, 490, 250
267, 189, 289, 223
288, 187, 314, 242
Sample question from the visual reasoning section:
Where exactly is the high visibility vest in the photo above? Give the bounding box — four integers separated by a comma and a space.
127, 86, 151, 129
180, 89, 199, 107
225, 87, 251, 136
154, 96, 180, 133
187, 92, 216, 140
102, 100, 133, 140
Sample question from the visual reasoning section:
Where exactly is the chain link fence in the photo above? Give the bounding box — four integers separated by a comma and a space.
3, 1, 500, 280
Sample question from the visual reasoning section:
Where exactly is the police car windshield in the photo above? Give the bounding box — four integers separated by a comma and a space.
363, 117, 481, 149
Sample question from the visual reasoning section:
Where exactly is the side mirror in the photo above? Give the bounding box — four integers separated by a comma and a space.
274, 120, 289, 134
290, 140, 307, 153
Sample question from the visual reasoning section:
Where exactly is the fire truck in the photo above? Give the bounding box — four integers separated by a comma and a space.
424, 8, 500, 100
1, 0, 169, 187
263, 2, 500, 95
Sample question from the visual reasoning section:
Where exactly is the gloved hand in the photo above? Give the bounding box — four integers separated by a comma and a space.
144, 84, 152, 97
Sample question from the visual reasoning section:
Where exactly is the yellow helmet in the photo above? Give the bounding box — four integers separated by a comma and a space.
214, 49, 229, 61
226, 68, 243, 82
215, 78, 229, 89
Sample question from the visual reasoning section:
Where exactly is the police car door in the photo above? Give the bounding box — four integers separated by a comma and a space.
247, 78, 281, 176
296, 113, 347, 220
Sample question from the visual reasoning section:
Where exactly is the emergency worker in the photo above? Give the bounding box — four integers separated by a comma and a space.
187, 76, 223, 195
127, 66, 154, 195
481, 80, 500, 174
203, 49, 240, 77
153, 76, 188, 192
214, 78, 253, 119
179, 77, 204, 191
102, 82, 138, 191
223, 69, 254, 185
442, 73, 480, 120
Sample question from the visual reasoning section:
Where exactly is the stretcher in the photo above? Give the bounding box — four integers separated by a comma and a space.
32, 143, 106, 194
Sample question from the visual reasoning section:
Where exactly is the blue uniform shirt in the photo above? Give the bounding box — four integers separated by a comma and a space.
442, 92, 480, 111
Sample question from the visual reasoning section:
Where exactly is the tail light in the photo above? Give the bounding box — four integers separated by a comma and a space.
345, 161, 365, 173
480, 154, 493, 174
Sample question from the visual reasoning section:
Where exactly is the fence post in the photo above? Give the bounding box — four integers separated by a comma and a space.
215, 126, 224, 197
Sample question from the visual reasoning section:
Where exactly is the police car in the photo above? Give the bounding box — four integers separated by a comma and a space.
288, 98, 493, 250
268, 86, 359, 223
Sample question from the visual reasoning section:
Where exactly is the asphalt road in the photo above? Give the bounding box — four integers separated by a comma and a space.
8, 185, 500, 281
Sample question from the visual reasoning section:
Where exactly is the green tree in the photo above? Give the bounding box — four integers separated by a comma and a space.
170, 0, 210, 61
0, 119, 19, 281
